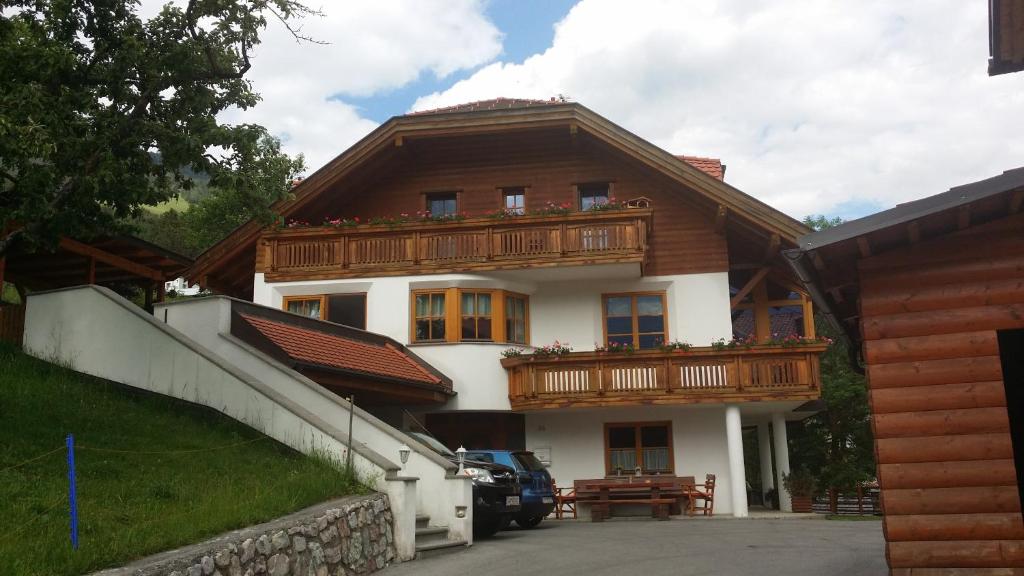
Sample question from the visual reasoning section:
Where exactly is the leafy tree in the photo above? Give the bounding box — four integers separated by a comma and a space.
0, 0, 314, 258
789, 215, 876, 491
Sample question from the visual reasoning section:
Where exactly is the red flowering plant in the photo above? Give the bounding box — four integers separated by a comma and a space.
533, 340, 573, 358
584, 196, 630, 212
658, 339, 693, 353
284, 219, 311, 228
484, 207, 524, 219
322, 217, 360, 228
530, 201, 573, 216
767, 333, 835, 348
595, 340, 634, 354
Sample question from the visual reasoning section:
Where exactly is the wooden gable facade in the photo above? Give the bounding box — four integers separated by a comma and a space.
188, 99, 808, 301
788, 168, 1024, 573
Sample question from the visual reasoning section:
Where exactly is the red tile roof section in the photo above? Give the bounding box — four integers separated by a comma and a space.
407, 97, 566, 116
239, 314, 443, 387
677, 156, 725, 180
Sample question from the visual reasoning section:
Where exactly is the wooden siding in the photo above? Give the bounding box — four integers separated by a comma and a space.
859, 214, 1024, 572
0, 304, 25, 345
286, 129, 728, 279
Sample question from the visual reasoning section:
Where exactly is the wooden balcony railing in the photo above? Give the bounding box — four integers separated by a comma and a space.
259, 209, 652, 281
500, 344, 826, 411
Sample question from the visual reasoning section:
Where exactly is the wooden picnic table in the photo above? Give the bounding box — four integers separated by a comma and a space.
574, 476, 695, 522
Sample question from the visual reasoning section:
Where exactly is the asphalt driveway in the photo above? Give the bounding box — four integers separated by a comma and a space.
386, 517, 886, 576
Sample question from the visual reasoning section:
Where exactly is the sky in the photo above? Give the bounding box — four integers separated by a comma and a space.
144, 0, 1024, 221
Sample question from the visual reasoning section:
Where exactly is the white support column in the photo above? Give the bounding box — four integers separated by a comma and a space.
757, 422, 774, 503
772, 412, 792, 513
725, 405, 748, 518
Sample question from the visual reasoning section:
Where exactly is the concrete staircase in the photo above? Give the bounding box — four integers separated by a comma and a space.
414, 514, 468, 558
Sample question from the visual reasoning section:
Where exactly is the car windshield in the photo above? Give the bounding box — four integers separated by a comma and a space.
465, 452, 495, 463
408, 432, 455, 457
512, 452, 546, 471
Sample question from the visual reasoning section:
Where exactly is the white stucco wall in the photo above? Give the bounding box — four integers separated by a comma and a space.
252, 267, 733, 412
524, 405, 736, 515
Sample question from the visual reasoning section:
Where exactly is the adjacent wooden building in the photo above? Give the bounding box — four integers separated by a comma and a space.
788, 167, 1024, 573
990, 0, 1024, 75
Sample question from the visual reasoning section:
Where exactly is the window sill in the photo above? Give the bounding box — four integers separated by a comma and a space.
408, 341, 531, 348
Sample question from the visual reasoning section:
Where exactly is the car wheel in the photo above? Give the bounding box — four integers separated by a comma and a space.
515, 515, 544, 529
474, 516, 504, 538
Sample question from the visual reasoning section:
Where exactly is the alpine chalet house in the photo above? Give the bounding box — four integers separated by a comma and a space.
188, 98, 827, 517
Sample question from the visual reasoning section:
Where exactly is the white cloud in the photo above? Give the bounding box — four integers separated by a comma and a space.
143, 0, 502, 170
412, 0, 1024, 219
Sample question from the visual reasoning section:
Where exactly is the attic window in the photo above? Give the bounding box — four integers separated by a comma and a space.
578, 183, 610, 210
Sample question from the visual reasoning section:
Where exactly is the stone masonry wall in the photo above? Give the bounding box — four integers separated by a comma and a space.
94, 493, 396, 576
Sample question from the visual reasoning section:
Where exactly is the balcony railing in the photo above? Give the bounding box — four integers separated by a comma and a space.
259, 209, 652, 281
500, 344, 826, 411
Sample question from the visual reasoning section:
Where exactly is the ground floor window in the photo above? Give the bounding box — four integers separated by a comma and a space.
282, 294, 366, 329
605, 421, 673, 475
284, 295, 325, 319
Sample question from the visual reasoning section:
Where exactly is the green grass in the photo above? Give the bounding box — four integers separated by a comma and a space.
0, 343, 363, 576
143, 195, 191, 214
825, 514, 883, 521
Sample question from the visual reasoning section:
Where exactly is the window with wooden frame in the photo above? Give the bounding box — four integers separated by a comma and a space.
603, 292, 667, 350
410, 288, 529, 344
283, 295, 326, 319
413, 291, 447, 342
504, 293, 528, 344
501, 187, 526, 215
578, 182, 611, 210
460, 291, 493, 341
425, 191, 459, 217
605, 422, 673, 476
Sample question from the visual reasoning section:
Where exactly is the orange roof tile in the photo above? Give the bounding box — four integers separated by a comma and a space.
677, 155, 725, 180
239, 314, 443, 387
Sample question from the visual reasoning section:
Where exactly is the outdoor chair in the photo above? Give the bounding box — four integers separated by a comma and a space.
688, 474, 716, 516
553, 479, 577, 520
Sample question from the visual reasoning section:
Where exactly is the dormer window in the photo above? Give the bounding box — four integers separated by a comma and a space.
578, 183, 610, 210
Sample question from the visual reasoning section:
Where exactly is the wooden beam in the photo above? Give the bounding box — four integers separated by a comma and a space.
714, 205, 728, 234
811, 251, 826, 271
394, 135, 403, 147
1011, 190, 1024, 214
801, 293, 815, 339
907, 221, 921, 243
753, 279, 770, 342
58, 237, 165, 282
730, 267, 770, 309
828, 287, 844, 304
86, 256, 96, 284
856, 236, 872, 258
762, 233, 780, 262
957, 204, 971, 230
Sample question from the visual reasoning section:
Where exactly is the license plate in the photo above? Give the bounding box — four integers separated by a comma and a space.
541, 497, 554, 504
506, 496, 520, 507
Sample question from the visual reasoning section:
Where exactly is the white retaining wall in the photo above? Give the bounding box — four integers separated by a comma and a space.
23, 286, 472, 559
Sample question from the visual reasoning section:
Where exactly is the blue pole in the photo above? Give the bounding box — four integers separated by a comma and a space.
66, 434, 78, 550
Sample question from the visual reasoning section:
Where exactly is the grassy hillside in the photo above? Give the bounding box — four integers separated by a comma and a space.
0, 344, 363, 576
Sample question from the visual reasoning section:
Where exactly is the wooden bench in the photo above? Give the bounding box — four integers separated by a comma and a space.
574, 478, 693, 522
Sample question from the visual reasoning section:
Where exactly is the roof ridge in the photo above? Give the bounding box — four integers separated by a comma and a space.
407, 96, 567, 116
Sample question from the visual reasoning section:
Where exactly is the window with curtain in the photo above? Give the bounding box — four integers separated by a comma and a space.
284, 296, 324, 319
426, 192, 458, 217
502, 187, 526, 214
504, 294, 528, 344
414, 292, 446, 341
460, 291, 493, 341
578, 182, 610, 210
604, 293, 666, 349
606, 422, 672, 475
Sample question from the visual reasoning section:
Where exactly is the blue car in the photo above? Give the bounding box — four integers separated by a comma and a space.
465, 450, 554, 528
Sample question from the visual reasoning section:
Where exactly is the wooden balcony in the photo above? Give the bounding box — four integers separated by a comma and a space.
258, 209, 652, 281
500, 344, 827, 411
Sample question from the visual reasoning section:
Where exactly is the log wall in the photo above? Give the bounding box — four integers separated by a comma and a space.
859, 213, 1024, 573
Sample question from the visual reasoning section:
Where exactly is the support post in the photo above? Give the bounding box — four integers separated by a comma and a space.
753, 279, 770, 342
757, 422, 774, 505
725, 405, 748, 517
66, 434, 79, 550
86, 256, 96, 284
772, 412, 792, 512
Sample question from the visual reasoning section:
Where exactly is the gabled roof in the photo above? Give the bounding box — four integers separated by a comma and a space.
189, 100, 808, 294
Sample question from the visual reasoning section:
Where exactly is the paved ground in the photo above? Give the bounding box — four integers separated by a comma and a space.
386, 517, 886, 576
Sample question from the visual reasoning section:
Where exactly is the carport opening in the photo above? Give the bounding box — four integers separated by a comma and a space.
998, 328, 1024, 522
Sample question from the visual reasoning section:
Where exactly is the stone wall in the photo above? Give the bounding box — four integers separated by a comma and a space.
94, 494, 396, 576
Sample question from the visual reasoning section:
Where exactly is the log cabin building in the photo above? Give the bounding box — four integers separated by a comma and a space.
188, 98, 829, 517
787, 167, 1024, 573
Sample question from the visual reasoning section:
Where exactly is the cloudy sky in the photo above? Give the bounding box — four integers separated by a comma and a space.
156, 0, 1024, 220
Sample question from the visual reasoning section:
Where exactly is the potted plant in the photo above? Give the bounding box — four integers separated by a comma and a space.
782, 468, 818, 513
